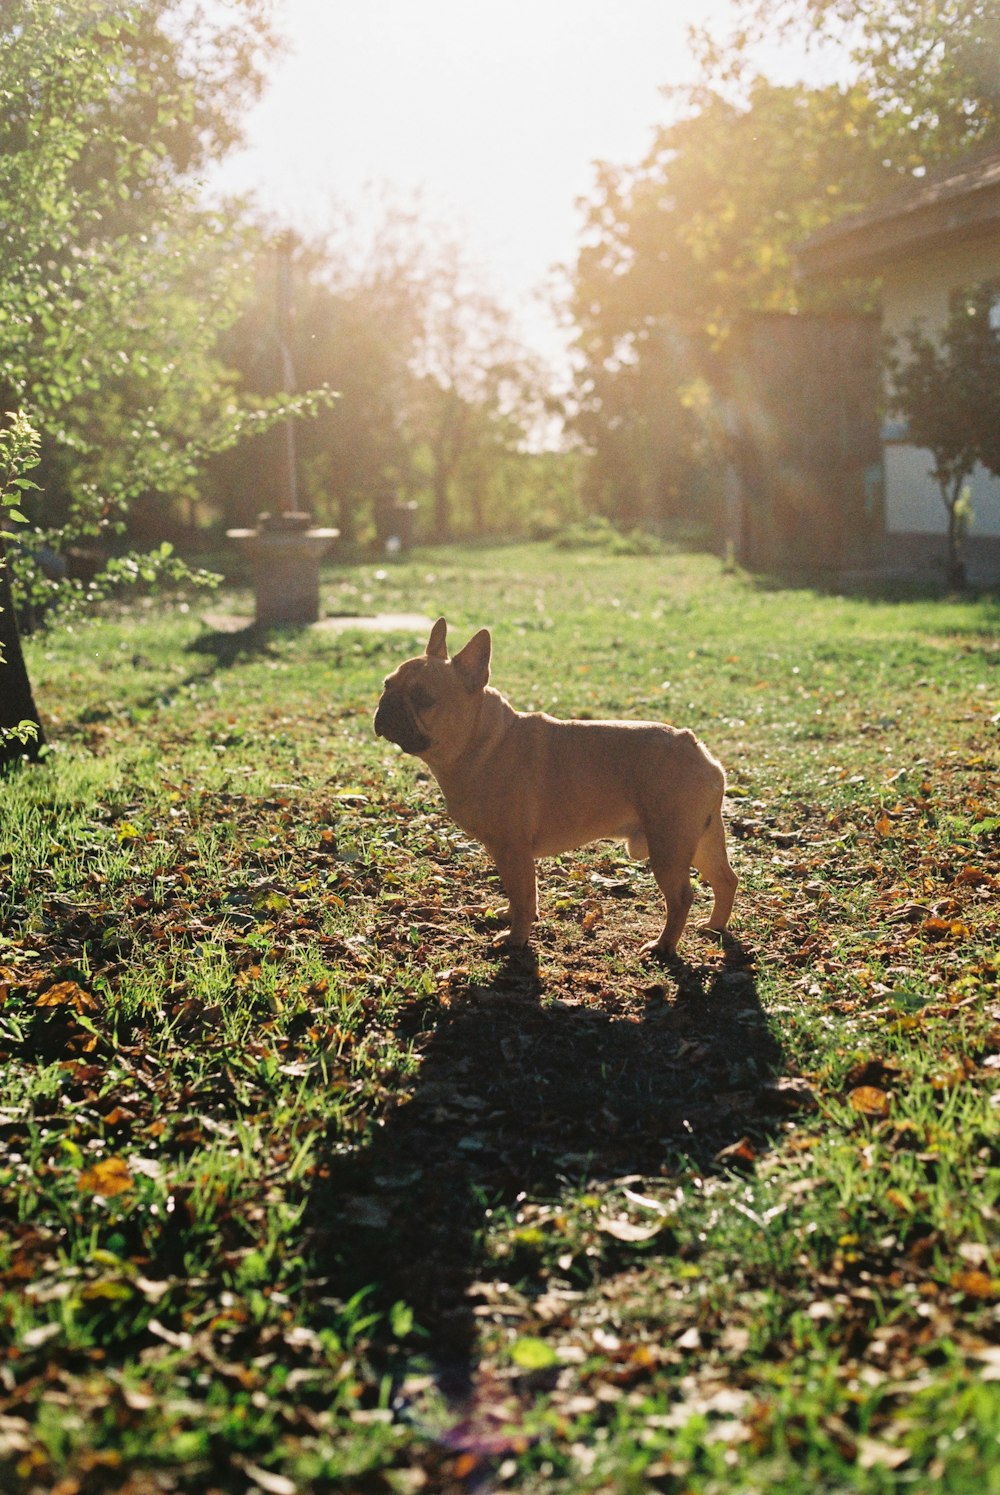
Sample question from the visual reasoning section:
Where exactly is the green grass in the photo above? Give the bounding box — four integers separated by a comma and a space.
1, 542, 998, 1493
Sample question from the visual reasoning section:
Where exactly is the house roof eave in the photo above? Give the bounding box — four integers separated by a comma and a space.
797, 149, 1000, 283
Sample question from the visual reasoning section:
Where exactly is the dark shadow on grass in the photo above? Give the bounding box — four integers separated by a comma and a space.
112, 624, 306, 720
185, 622, 304, 669
747, 566, 1000, 608
304, 932, 783, 1398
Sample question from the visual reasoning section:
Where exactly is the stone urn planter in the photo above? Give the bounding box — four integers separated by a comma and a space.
226, 511, 339, 626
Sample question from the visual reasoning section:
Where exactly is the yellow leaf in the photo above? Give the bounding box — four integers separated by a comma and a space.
922, 917, 970, 941
511, 1335, 558, 1370
848, 1086, 890, 1118
951, 1269, 998, 1300
78, 1157, 134, 1198
80, 1279, 135, 1302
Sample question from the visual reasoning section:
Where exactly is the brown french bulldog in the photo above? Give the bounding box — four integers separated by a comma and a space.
374, 618, 737, 956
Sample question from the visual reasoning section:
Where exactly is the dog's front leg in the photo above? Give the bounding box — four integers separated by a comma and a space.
487, 842, 538, 947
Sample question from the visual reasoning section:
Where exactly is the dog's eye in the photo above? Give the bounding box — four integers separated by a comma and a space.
411, 686, 435, 712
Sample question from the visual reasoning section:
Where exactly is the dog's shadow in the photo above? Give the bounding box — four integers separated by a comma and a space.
304, 933, 784, 1396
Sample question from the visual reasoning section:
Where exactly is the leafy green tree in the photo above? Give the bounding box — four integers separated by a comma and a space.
446, 369, 556, 538
697, 0, 1000, 169
569, 2, 1000, 536
888, 285, 1000, 587
567, 78, 892, 527
0, 0, 305, 768
571, 327, 711, 530
0, 0, 283, 535
0, 415, 46, 760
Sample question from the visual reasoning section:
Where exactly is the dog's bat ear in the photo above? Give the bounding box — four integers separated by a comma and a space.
451, 628, 491, 692
425, 617, 448, 659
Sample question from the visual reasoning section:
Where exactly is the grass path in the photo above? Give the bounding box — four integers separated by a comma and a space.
1, 545, 998, 1492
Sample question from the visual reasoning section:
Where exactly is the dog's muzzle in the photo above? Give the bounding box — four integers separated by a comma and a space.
374, 691, 430, 756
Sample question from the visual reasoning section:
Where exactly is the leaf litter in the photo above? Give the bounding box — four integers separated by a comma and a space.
1, 554, 998, 1492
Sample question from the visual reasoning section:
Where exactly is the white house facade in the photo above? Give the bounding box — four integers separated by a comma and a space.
799, 151, 1000, 583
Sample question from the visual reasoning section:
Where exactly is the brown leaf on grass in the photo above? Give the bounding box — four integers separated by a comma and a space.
21, 1322, 61, 1350
236, 1463, 298, 1495
922, 916, 971, 941
451, 1453, 482, 1481
715, 1136, 757, 1168
848, 1086, 890, 1118
952, 865, 993, 888
580, 906, 603, 934
951, 1269, 999, 1300
858, 1437, 910, 1472
885, 902, 932, 924
35, 981, 98, 1014
77, 1157, 134, 1198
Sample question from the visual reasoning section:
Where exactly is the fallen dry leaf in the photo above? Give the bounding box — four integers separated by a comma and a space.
35, 981, 98, 1013
848, 1086, 890, 1118
951, 1269, 998, 1300
597, 1216, 663, 1243
77, 1157, 134, 1198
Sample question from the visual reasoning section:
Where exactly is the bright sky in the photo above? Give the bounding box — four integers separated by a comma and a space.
208, 0, 847, 367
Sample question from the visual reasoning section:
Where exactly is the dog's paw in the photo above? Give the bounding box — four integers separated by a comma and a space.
642, 939, 678, 964
698, 921, 728, 940
491, 930, 531, 953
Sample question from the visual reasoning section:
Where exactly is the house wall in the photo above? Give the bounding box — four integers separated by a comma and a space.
881, 236, 1000, 341
882, 235, 1000, 567
885, 446, 1000, 540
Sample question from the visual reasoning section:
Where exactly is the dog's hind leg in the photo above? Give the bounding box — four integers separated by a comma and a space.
645, 836, 695, 956
692, 807, 737, 932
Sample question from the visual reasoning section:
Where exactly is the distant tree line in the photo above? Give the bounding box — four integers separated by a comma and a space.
4, 0, 1000, 763
200, 215, 579, 550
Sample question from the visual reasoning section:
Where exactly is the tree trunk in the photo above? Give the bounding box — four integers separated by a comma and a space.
944, 479, 967, 590
432, 464, 451, 543
0, 539, 45, 771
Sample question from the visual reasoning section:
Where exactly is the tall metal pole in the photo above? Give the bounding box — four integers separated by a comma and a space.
276, 232, 301, 515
